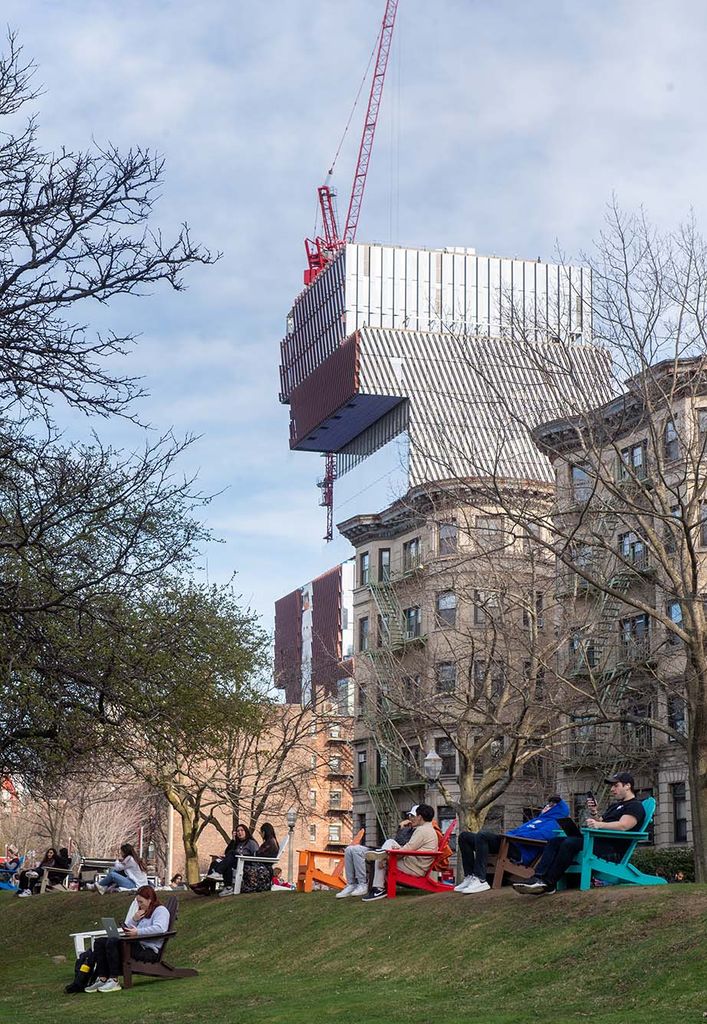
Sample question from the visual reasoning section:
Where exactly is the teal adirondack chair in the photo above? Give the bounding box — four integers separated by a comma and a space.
558, 797, 667, 891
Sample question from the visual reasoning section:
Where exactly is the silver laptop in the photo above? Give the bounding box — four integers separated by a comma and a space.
101, 917, 121, 937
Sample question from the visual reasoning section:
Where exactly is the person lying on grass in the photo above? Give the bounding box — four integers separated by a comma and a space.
85, 885, 170, 993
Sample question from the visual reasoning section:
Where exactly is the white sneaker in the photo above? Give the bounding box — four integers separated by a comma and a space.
454, 875, 476, 892
17, 889, 32, 897
463, 878, 490, 894
218, 885, 235, 897
206, 871, 223, 881
98, 979, 122, 992
85, 978, 105, 993
335, 883, 356, 898
94, 882, 107, 895
351, 883, 369, 897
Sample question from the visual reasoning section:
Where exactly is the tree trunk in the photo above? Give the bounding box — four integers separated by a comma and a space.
686, 657, 707, 882
165, 789, 201, 884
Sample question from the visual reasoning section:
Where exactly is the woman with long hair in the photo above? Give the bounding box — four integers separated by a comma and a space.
241, 822, 280, 895
94, 842, 148, 894
17, 847, 57, 897
86, 885, 170, 993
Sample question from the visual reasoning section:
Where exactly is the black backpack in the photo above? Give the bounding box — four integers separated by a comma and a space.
64, 949, 96, 994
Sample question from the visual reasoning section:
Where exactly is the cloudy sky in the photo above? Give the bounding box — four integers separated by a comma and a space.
9, 0, 707, 627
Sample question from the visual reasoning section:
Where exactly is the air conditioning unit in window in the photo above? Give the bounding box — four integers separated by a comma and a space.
404, 630, 418, 641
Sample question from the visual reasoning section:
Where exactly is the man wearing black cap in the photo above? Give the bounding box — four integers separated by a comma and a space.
513, 772, 645, 896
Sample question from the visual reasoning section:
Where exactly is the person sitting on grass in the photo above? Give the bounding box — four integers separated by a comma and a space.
85, 885, 170, 993
170, 873, 187, 889
362, 803, 439, 902
513, 772, 645, 897
94, 843, 148, 894
454, 794, 570, 894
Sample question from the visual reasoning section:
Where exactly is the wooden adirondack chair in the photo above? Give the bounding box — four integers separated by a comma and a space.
384, 819, 457, 898
120, 896, 198, 990
558, 797, 667, 891
489, 835, 547, 889
297, 828, 365, 892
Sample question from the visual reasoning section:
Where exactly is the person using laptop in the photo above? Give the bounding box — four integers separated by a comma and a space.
86, 885, 170, 993
513, 772, 646, 896
454, 794, 570, 894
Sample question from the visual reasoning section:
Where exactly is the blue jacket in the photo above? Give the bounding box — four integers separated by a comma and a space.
506, 800, 570, 864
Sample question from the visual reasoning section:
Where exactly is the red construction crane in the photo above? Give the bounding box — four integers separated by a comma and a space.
308, 0, 399, 540
304, 0, 399, 287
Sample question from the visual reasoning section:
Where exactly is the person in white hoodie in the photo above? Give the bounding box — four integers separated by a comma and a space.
95, 843, 148, 894
86, 885, 171, 993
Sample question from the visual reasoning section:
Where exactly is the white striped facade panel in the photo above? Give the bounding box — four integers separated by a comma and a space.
355, 328, 613, 485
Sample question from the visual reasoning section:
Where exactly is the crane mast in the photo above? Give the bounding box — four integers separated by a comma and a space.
304, 0, 399, 286
306, 0, 399, 538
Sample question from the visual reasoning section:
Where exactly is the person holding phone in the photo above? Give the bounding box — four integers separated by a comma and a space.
86, 885, 170, 993
513, 772, 645, 896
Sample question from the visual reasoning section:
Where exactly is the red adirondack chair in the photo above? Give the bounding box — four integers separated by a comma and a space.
384, 819, 457, 898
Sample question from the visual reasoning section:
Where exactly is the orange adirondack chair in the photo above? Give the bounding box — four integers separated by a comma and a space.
385, 819, 457, 898
297, 828, 365, 893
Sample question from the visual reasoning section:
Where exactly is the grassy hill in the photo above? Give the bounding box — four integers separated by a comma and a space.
1, 884, 706, 1024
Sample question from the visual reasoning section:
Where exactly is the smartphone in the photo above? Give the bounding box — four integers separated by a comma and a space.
586, 791, 595, 802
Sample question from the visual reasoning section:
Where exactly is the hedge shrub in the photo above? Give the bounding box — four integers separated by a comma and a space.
632, 846, 695, 882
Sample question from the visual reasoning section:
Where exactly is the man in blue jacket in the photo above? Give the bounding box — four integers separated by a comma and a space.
454, 795, 570, 894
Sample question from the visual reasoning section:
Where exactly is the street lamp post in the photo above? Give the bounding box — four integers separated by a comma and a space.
286, 809, 297, 885
423, 749, 443, 818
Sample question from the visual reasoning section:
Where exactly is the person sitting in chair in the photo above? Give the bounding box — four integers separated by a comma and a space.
85, 885, 170, 993
513, 772, 645, 896
94, 843, 148, 893
238, 822, 279, 895
17, 847, 63, 897
455, 794, 570, 894
336, 810, 418, 899
362, 803, 439, 902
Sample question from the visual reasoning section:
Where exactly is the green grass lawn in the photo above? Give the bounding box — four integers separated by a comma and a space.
1, 884, 705, 1024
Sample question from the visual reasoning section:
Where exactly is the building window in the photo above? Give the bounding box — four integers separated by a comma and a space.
668, 696, 687, 740
620, 702, 652, 752
308, 824, 317, 843
619, 531, 646, 568
569, 633, 597, 669
309, 789, 317, 807
663, 419, 679, 461
329, 723, 341, 739
358, 617, 369, 652
310, 753, 317, 769
357, 750, 367, 787
378, 547, 391, 582
403, 743, 421, 781
665, 506, 680, 553
472, 658, 487, 693
672, 782, 688, 843
473, 589, 499, 625
485, 804, 504, 831
435, 736, 457, 774
359, 552, 370, 586
403, 606, 421, 639
701, 505, 707, 547
476, 515, 504, 550
570, 464, 592, 502
435, 661, 456, 693
522, 591, 544, 628
439, 520, 458, 556
356, 682, 367, 717
329, 755, 342, 773
328, 824, 342, 843
570, 714, 597, 758
436, 591, 457, 627
698, 408, 707, 447
618, 440, 648, 481
620, 613, 650, 661
377, 613, 389, 647
666, 600, 683, 643
329, 789, 342, 808
402, 537, 421, 572
402, 674, 421, 702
